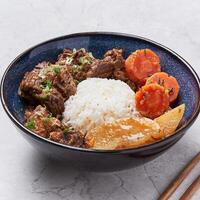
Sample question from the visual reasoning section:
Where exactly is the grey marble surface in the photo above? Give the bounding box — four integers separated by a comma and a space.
0, 0, 200, 199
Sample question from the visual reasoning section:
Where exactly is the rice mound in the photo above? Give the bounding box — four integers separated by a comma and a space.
63, 78, 137, 132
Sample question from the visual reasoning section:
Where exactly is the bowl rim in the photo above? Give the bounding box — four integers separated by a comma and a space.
1, 31, 200, 154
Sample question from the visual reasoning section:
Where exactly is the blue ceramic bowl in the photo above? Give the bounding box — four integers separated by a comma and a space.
1, 32, 200, 171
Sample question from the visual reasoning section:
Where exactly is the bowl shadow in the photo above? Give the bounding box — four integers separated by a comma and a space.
28, 136, 200, 200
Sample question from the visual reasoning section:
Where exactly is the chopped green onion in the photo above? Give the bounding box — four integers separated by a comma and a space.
63, 126, 74, 135
41, 80, 53, 93
71, 65, 81, 74
42, 114, 52, 124
79, 57, 89, 65
63, 127, 70, 135
74, 79, 80, 85
56, 115, 62, 120
43, 117, 50, 124
79, 55, 93, 65
53, 67, 61, 75
26, 120, 35, 130
47, 113, 52, 119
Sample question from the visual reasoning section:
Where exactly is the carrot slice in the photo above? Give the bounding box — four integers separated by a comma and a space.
125, 49, 161, 85
146, 72, 180, 103
135, 84, 170, 119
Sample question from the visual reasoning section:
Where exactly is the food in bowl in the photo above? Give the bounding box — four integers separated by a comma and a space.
18, 48, 185, 150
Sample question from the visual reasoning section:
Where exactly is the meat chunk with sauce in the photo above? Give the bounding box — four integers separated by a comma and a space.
25, 105, 84, 147
87, 59, 114, 78
57, 48, 95, 82
19, 62, 48, 102
19, 62, 76, 115
24, 105, 60, 138
87, 48, 136, 90
87, 48, 124, 78
103, 48, 125, 70
53, 67, 76, 99
49, 130, 84, 147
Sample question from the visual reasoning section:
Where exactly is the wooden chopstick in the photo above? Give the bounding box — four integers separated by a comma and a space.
158, 152, 200, 200
179, 175, 200, 200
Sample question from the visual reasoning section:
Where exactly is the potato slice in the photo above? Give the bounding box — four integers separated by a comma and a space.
85, 117, 161, 150
154, 104, 185, 137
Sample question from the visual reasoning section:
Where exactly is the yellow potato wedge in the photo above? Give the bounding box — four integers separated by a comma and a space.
85, 104, 185, 150
154, 104, 185, 137
85, 117, 160, 150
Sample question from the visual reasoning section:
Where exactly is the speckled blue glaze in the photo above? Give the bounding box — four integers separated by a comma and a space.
1, 32, 200, 171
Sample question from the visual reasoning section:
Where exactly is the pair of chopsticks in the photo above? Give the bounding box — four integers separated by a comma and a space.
159, 152, 200, 200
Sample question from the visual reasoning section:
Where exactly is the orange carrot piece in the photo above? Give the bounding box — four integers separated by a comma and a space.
125, 49, 161, 85
135, 84, 170, 119
146, 72, 180, 103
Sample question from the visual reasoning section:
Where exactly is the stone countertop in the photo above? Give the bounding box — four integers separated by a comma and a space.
0, 0, 200, 199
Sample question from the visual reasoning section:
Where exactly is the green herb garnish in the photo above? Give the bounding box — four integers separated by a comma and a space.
63, 127, 74, 135
43, 113, 53, 124
78, 56, 92, 65
71, 65, 82, 74
41, 80, 53, 93
53, 66, 61, 75
26, 120, 35, 130
63, 128, 70, 135
43, 117, 50, 124
74, 79, 80, 86
56, 114, 62, 120
47, 113, 52, 119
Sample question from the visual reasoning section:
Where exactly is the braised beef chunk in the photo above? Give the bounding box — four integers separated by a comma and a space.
103, 48, 125, 70
19, 62, 48, 101
19, 61, 76, 115
53, 67, 76, 99
86, 48, 136, 90
41, 88, 65, 115
49, 129, 83, 147
25, 105, 54, 138
57, 48, 94, 66
87, 48, 125, 79
57, 48, 95, 82
87, 60, 114, 78
25, 105, 84, 147
57, 49, 73, 63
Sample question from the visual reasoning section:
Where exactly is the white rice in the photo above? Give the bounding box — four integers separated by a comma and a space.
63, 78, 138, 132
